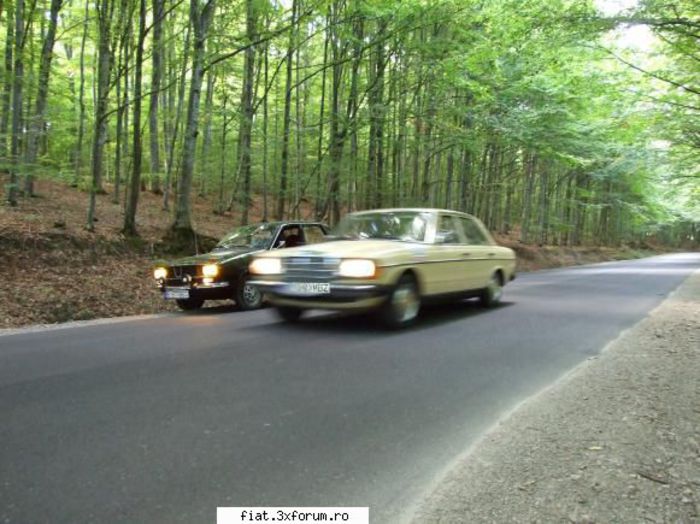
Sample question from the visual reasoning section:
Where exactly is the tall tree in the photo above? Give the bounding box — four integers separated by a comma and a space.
238, 0, 257, 226
276, 0, 297, 220
123, 0, 146, 235
7, 0, 26, 206
170, 0, 216, 237
24, 0, 64, 197
0, 0, 14, 165
72, 0, 89, 187
163, 19, 191, 211
149, 0, 164, 194
86, 0, 116, 230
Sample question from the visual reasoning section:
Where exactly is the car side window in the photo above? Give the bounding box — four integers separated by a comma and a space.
436, 215, 466, 244
459, 217, 490, 245
276, 225, 304, 248
303, 225, 326, 244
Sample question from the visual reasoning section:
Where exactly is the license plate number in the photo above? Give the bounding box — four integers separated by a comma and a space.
287, 282, 331, 296
164, 288, 190, 299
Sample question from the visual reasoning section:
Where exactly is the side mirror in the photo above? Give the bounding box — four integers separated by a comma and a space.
275, 240, 286, 249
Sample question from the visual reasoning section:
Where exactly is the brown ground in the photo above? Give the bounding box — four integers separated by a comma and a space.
0, 179, 659, 329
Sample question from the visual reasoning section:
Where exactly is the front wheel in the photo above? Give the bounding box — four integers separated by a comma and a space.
275, 306, 303, 323
175, 297, 204, 311
380, 274, 421, 328
480, 272, 503, 308
235, 277, 263, 310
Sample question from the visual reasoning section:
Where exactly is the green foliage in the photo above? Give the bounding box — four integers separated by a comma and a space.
0, 0, 697, 245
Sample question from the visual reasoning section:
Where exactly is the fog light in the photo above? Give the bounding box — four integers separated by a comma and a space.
203, 277, 214, 285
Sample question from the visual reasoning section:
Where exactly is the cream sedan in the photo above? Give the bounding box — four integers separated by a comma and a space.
249, 209, 516, 328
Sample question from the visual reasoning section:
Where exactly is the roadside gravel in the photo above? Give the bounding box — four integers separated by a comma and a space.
413, 270, 700, 523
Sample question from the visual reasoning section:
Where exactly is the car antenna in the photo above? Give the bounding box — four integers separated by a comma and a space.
194, 229, 199, 255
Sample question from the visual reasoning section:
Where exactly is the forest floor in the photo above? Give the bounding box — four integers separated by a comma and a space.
0, 178, 662, 329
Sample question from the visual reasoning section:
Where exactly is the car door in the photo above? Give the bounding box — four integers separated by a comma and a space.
457, 216, 495, 288
424, 213, 471, 295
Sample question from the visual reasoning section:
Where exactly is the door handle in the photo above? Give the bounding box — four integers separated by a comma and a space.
461, 252, 471, 257
488, 253, 496, 257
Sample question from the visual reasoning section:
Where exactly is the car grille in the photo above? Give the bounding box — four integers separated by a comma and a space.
283, 256, 338, 282
170, 265, 199, 278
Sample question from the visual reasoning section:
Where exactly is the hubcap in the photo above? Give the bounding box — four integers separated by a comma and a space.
242, 283, 261, 306
392, 283, 419, 322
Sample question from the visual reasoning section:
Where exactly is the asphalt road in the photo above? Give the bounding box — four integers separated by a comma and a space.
1, 253, 698, 524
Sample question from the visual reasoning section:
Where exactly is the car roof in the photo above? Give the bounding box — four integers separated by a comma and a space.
246, 221, 327, 227
346, 208, 477, 218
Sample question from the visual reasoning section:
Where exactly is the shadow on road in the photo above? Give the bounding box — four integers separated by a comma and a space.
262, 299, 515, 335
174, 301, 272, 316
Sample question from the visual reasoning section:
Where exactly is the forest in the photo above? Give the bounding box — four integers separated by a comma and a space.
0, 0, 698, 247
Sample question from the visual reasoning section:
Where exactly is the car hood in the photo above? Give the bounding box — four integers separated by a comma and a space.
265, 239, 420, 260
169, 246, 262, 266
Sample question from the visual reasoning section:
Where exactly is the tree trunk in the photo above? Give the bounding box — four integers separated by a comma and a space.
171, 0, 216, 235
238, 0, 256, 225
261, 37, 269, 221
366, 18, 387, 208
118, 7, 132, 204
520, 152, 536, 244
123, 0, 146, 236
86, 0, 114, 230
7, 0, 25, 207
198, 68, 215, 197
217, 95, 229, 214
313, 8, 330, 217
113, 37, 123, 204
163, 21, 191, 211
149, 0, 164, 194
324, 6, 362, 224
24, 0, 63, 197
0, 0, 13, 165
276, 0, 296, 220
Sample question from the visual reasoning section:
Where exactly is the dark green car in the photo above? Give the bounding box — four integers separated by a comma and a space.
153, 221, 329, 311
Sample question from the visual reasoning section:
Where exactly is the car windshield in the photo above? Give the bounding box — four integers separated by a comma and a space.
216, 223, 276, 249
333, 211, 429, 242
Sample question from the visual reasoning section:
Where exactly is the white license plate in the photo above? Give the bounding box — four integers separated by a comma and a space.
164, 288, 190, 299
287, 282, 331, 296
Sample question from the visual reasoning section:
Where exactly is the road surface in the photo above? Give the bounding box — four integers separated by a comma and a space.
1, 253, 698, 523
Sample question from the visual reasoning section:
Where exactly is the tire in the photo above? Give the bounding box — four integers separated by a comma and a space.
380, 273, 421, 328
235, 276, 263, 310
275, 306, 303, 323
480, 272, 503, 308
175, 297, 204, 311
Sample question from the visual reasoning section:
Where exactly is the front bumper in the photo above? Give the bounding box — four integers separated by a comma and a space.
157, 279, 232, 300
250, 280, 391, 310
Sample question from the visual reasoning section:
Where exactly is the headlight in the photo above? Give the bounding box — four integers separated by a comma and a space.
153, 267, 167, 280
202, 264, 219, 278
249, 257, 283, 275
338, 259, 376, 278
